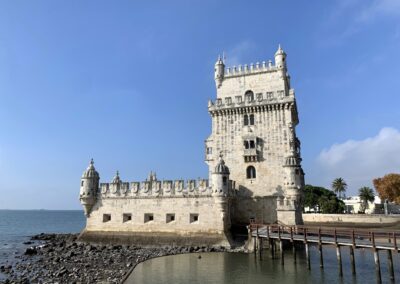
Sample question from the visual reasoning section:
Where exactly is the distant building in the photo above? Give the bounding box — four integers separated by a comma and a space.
343, 196, 382, 214
79, 46, 305, 246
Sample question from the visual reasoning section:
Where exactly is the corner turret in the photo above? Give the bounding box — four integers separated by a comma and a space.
80, 159, 100, 216
214, 55, 225, 89
212, 154, 230, 196
274, 44, 287, 69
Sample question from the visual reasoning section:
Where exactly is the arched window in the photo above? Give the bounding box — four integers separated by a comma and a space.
246, 166, 256, 179
244, 114, 249, 126
244, 141, 249, 149
249, 114, 255, 125
245, 90, 254, 102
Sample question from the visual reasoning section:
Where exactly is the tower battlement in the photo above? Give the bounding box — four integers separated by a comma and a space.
224, 60, 277, 78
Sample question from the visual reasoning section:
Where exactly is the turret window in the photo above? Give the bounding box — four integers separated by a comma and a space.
81, 181, 84, 186
223, 176, 227, 186
246, 166, 256, 179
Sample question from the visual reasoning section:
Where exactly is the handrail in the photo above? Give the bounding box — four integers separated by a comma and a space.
248, 223, 400, 248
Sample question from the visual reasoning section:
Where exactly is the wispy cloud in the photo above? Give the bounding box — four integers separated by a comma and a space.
319, 0, 400, 47
224, 40, 256, 67
309, 127, 400, 194
356, 0, 400, 23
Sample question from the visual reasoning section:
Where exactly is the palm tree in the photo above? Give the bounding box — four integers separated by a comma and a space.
359, 187, 375, 214
332, 178, 348, 199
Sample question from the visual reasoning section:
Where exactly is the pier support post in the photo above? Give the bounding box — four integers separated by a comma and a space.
292, 242, 296, 264
305, 243, 311, 270
387, 250, 394, 282
350, 246, 356, 275
253, 237, 257, 254
258, 237, 263, 259
336, 245, 343, 277
270, 239, 275, 259
280, 240, 284, 265
373, 249, 381, 283
318, 244, 323, 268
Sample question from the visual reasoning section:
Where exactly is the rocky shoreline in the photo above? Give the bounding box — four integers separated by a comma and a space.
0, 233, 244, 284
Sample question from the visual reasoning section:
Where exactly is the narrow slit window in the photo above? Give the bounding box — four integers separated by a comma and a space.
244, 115, 249, 126
249, 114, 255, 125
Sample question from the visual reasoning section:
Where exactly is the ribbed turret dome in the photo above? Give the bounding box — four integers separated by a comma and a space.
82, 159, 99, 179
215, 55, 224, 66
112, 170, 121, 184
215, 155, 230, 174
275, 44, 286, 56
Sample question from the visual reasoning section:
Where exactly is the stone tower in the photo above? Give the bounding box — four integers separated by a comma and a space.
205, 45, 304, 225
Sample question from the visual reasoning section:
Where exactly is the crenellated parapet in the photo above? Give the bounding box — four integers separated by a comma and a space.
99, 178, 213, 198
224, 60, 277, 79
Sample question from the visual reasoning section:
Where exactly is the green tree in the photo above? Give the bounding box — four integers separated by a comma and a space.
358, 187, 375, 213
332, 178, 348, 199
304, 184, 345, 213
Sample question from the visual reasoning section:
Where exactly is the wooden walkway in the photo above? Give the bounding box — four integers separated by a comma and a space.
249, 224, 399, 283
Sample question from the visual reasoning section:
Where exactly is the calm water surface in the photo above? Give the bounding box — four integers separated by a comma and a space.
127, 247, 399, 284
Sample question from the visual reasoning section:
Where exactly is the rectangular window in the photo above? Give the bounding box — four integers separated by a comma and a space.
249, 140, 255, 149
103, 214, 111, 223
190, 213, 199, 223
81, 181, 84, 186
123, 213, 132, 223
144, 213, 154, 223
166, 213, 175, 223
206, 147, 212, 155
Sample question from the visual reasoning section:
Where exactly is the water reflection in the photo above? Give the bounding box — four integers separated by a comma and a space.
126, 245, 399, 284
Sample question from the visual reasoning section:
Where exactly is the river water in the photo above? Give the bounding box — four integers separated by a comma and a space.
126, 246, 399, 284
0, 210, 85, 280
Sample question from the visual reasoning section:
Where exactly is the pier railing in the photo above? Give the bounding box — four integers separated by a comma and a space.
248, 223, 398, 282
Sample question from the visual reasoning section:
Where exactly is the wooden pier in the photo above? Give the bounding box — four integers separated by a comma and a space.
250, 223, 399, 283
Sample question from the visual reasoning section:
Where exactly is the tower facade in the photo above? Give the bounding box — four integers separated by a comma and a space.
205, 46, 304, 225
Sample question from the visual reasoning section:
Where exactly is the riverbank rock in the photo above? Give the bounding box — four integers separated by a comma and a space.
0, 233, 239, 283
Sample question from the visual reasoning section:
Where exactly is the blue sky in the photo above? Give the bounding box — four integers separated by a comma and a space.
1, 0, 399, 209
